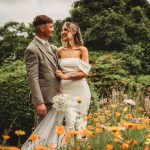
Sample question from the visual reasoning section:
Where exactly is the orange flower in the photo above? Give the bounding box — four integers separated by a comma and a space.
106, 144, 113, 150
70, 141, 74, 150
120, 143, 129, 150
35, 146, 48, 150
82, 129, 93, 137
87, 125, 94, 130
115, 112, 121, 117
28, 134, 38, 142
0, 146, 19, 150
124, 114, 133, 119
142, 118, 150, 124
2, 135, 10, 140
63, 135, 71, 144
55, 125, 65, 135
95, 128, 102, 133
76, 146, 81, 150
113, 138, 120, 142
49, 144, 54, 150
129, 140, 138, 145
113, 132, 122, 140
93, 118, 99, 122
144, 146, 149, 150
67, 130, 80, 136
86, 144, 91, 150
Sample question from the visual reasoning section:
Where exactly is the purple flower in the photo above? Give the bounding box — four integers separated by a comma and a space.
124, 99, 135, 106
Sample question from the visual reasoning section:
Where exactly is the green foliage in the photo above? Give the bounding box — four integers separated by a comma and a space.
0, 51, 149, 144
51, 20, 64, 47
0, 22, 34, 63
89, 51, 149, 100
0, 60, 34, 142
69, 0, 150, 73
0, 21, 61, 65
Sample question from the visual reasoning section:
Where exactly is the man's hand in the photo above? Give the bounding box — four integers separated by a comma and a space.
36, 104, 47, 115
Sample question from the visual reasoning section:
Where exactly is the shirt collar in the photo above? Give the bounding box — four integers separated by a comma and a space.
35, 36, 48, 45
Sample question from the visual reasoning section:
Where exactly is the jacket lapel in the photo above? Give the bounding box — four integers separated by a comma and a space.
33, 38, 58, 70
50, 45, 62, 70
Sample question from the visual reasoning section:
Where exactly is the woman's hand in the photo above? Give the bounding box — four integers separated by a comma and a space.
56, 70, 68, 80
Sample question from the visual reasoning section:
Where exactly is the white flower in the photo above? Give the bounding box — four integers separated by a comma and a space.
52, 94, 73, 112
124, 99, 135, 106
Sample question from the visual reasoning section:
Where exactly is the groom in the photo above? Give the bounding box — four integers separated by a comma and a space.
24, 15, 61, 126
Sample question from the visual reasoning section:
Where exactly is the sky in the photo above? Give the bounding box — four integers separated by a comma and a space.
1, 0, 150, 27
0, 0, 76, 26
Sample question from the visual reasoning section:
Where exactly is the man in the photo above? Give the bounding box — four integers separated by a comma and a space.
24, 15, 61, 126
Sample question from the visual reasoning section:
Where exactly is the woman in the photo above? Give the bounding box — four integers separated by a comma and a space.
21, 22, 91, 149
56, 21, 91, 131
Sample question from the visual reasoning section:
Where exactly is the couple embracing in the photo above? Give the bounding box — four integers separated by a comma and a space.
22, 15, 91, 149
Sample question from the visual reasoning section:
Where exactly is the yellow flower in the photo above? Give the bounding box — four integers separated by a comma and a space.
28, 134, 38, 142
84, 116, 88, 121
76, 97, 83, 104
108, 126, 119, 132
15, 130, 26, 136
106, 144, 113, 150
2, 135, 10, 140
55, 125, 65, 135
147, 134, 150, 138
145, 138, 150, 145
95, 128, 102, 133
123, 106, 128, 112
110, 104, 117, 109
120, 143, 129, 149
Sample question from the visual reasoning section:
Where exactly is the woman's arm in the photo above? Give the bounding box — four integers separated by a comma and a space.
80, 46, 89, 63
56, 70, 87, 80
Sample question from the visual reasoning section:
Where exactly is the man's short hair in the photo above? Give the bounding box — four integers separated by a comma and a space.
33, 15, 53, 27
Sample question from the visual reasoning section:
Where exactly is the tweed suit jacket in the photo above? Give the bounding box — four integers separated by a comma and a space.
24, 37, 61, 105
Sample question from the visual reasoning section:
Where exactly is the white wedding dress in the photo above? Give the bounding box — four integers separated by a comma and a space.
21, 58, 91, 150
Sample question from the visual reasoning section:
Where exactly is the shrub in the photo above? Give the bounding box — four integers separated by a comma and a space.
0, 60, 34, 144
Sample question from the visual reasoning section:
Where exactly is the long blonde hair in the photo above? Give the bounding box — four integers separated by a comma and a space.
61, 22, 84, 46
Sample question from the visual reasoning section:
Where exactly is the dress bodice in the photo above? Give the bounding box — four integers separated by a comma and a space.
59, 58, 91, 75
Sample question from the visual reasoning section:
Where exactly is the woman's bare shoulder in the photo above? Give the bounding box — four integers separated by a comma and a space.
79, 46, 88, 52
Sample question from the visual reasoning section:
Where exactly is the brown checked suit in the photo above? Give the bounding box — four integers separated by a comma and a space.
24, 37, 61, 107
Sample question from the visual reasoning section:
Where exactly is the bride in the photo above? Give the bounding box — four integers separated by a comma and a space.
21, 22, 91, 149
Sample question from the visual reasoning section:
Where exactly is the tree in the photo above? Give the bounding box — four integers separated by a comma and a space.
68, 0, 150, 73
0, 22, 34, 63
